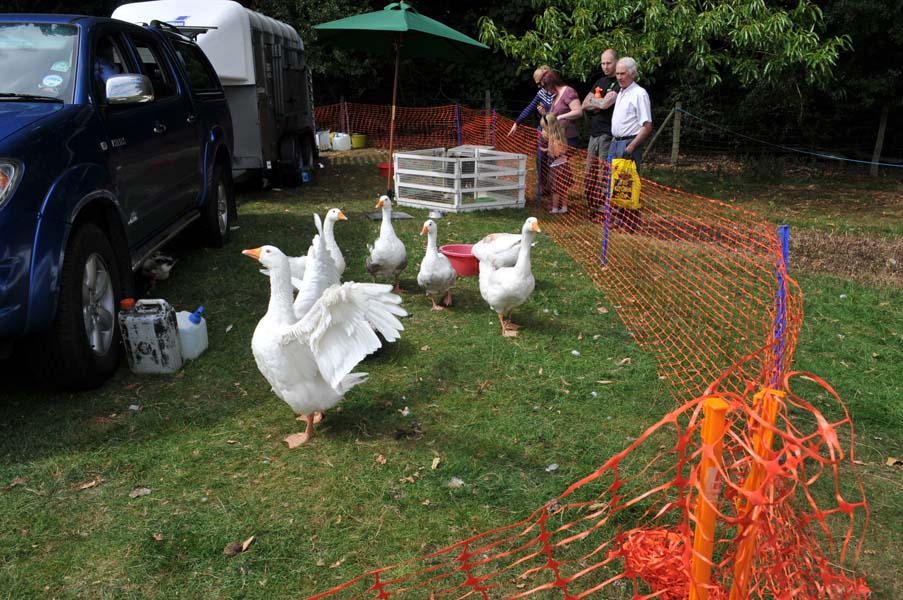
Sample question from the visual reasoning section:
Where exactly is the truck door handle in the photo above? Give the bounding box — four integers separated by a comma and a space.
153, 122, 167, 134
186, 114, 197, 124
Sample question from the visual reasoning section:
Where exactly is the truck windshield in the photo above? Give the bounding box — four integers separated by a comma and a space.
0, 22, 78, 103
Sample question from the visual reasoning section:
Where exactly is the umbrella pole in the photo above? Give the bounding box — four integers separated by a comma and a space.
386, 38, 401, 197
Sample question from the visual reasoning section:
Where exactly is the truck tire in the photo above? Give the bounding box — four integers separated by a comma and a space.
200, 163, 235, 247
278, 135, 301, 187
29, 223, 121, 390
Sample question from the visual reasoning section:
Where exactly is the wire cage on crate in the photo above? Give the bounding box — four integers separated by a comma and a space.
393, 145, 527, 213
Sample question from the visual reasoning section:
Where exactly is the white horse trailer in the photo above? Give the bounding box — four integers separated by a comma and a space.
113, 0, 318, 186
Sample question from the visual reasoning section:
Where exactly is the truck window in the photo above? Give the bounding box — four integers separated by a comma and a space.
1, 22, 78, 102
93, 35, 129, 102
171, 41, 221, 93
127, 35, 177, 99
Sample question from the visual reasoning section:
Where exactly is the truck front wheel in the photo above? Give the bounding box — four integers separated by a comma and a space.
29, 223, 121, 390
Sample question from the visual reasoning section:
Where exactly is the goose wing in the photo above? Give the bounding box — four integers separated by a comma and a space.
472, 233, 522, 268
283, 282, 406, 390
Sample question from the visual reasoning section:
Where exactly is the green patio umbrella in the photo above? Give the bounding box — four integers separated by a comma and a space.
314, 2, 488, 193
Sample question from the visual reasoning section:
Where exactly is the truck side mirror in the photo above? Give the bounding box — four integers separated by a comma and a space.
106, 74, 155, 105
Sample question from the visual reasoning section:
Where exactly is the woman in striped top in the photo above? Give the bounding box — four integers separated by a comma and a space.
508, 65, 555, 136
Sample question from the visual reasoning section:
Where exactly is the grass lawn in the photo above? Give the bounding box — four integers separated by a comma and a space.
1, 154, 900, 598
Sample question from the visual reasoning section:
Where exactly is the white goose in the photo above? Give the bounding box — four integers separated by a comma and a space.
366, 195, 407, 291
292, 214, 341, 320
243, 238, 406, 448
478, 217, 541, 336
286, 208, 347, 281
416, 219, 457, 311
472, 231, 536, 269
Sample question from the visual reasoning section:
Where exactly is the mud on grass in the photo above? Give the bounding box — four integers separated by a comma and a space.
792, 230, 903, 287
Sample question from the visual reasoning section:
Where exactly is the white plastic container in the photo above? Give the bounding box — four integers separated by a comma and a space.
317, 130, 331, 151
177, 306, 208, 360
331, 132, 352, 151
118, 299, 183, 374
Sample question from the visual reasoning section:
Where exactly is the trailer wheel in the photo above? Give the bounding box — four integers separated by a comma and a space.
300, 134, 316, 171
278, 135, 301, 187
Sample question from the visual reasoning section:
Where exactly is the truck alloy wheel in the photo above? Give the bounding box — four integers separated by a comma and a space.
29, 223, 121, 390
201, 163, 235, 247
82, 251, 117, 356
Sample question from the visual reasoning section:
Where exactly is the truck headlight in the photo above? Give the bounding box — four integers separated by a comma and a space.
0, 160, 22, 210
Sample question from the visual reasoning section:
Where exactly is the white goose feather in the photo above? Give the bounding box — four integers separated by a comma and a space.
472, 231, 536, 269
284, 207, 347, 283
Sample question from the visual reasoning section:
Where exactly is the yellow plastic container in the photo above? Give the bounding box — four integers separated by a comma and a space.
351, 133, 367, 149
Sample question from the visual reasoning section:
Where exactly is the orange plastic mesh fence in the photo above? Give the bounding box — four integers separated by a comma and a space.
311, 103, 869, 598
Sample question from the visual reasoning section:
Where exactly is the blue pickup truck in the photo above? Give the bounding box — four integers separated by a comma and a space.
0, 14, 235, 390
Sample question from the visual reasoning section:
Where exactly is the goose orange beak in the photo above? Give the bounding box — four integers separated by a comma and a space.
242, 247, 262, 260
420, 225, 428, 235
337, 210, 347, 220
375, 199, 385, 208
532, 220, 542, 233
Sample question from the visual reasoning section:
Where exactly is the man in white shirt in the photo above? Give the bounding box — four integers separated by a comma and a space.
610, 57, 652, 171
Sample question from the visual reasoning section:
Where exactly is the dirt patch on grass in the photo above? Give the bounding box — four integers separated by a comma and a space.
791, 230, 902, 286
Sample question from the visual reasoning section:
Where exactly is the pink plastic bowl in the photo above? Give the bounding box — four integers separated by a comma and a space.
440, 244, 479, 276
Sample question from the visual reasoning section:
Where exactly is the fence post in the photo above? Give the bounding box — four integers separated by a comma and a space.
600, 155, 613, 266
690, 396, 729, 600
870, 104, 888, 177
729, 387, 783, 600
455, 104, 462, 147
491, 109, 497, 148
535, 130, 543, 206
484, 89, 491, 112
643, 107, 674, 158
671, 102, 682, 165
770, 224, 790, 386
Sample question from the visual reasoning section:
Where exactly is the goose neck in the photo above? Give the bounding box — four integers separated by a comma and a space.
268, 263, 296, 322
426, 230, 439, 254
514, 231, 534, 271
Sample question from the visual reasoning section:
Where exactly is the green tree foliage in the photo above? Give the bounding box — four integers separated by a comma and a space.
824, 0, 903, 109
478, 0, 851, 88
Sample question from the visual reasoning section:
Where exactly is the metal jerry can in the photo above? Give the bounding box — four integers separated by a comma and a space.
118, 298, 184, 374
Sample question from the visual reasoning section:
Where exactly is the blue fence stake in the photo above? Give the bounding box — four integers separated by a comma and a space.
455, 104, 462, 146
600, 155, 614, 266
771, 224, 790, 386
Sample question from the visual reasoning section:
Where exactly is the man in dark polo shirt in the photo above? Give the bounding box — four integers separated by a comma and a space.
581, 48, 618, 212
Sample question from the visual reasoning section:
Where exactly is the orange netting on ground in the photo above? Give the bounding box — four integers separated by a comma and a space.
311, 103, 870, 598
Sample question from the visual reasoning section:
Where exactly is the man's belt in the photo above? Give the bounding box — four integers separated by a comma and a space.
612, 134, 637, 141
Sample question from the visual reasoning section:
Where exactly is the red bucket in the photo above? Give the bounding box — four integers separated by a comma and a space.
378, 162, 393, 178
440, 244, 479, 276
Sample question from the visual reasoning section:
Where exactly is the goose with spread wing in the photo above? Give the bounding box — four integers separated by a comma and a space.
243, 229, 406, 447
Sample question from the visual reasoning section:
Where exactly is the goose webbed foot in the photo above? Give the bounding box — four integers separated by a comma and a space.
286, 414, 317, 448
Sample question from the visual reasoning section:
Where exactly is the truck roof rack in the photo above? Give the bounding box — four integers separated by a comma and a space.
148, 19, 192, 40
169, 26, 218, 42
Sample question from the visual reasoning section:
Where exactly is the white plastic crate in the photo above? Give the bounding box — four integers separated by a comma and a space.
393, 146, 527, 212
